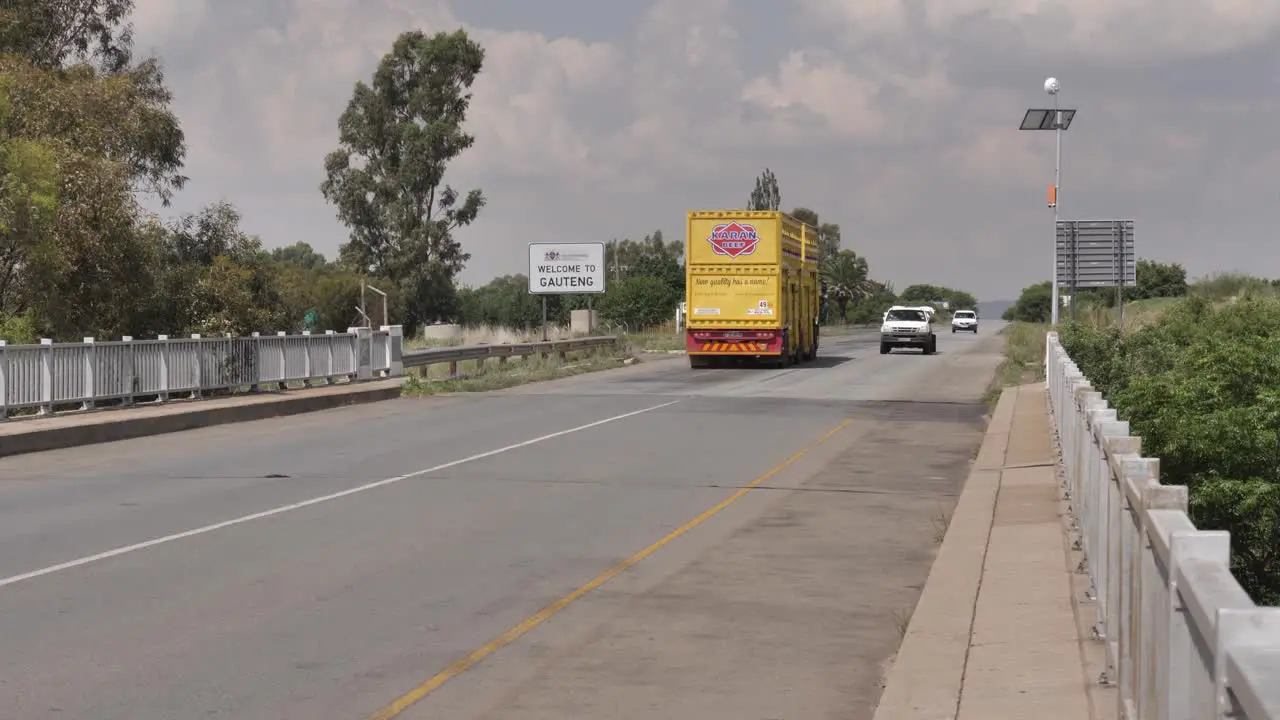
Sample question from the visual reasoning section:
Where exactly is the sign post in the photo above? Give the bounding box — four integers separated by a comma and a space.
528, 242, 607, 341
1055, 220, 1135, 328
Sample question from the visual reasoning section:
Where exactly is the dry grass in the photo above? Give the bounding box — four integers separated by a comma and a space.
623, 322, 685, 353
1067, 296, 1179, 331
401, 345, 632, 396
983, 321, 1047, 408
408, 324, 581, 350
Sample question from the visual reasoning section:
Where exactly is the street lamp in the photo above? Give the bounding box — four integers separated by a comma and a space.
364, 284, 389, 328
1020, 76, 1076, 325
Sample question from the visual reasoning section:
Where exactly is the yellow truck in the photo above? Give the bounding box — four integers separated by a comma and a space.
684, 210, 822, 369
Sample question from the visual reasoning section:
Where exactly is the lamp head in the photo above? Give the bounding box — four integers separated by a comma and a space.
1044, 77, 1060, 94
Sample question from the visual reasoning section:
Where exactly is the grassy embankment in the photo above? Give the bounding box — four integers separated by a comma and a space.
979, 274, 1252, 407
400, 319, 878, 396
401, 324, 638, 396
983, 321, 1048, 407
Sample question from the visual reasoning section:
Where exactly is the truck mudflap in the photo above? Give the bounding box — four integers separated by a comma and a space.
686, 329, 784, 355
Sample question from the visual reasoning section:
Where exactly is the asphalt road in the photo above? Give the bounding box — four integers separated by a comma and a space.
0, 322, 1006, 720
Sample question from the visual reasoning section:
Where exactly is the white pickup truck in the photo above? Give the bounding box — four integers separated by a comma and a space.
880, 306, 937, 355
951, 310, 978, 333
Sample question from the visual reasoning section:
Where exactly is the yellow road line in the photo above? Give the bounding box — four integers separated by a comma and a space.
364, 418, 854, 720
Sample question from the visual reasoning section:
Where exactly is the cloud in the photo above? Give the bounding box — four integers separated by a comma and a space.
129, 0, 1280, 299
802, 0, 1280, 62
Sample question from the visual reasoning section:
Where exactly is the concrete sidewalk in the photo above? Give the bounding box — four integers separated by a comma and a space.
873, 383, 1113, 720
0, 379, 404, 458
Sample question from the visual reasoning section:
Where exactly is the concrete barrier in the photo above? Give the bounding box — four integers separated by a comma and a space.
0, 380, 403, 458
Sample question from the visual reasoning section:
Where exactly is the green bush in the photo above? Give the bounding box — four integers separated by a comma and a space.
1059, 296, 1280, 603
597, 275, 680, 330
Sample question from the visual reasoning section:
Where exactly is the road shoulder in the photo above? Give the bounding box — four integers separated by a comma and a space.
872, 383, 1104, 720
0, 379, 403, 458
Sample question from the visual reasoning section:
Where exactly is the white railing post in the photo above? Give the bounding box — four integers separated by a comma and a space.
1167, 531, 1232, 719
302, 330, 313, 387
0, 340, 7, 420
189, 334, 202, 398
324, 330, 335, 384
1139, 484, 1188, 720
1117, 455, 1159, 710
121, 336, 134, 405
1218, 608, 1280, 719
82, 337, 95, 410
250, 332, 261, 392
351, 326, 373, 381
384, 325, 404, 376
157, 334, 170, 402
276, 331, 287, 390
38, 338, 52, 414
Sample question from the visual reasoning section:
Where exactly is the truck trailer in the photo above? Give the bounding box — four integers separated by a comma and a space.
684, 210, 822, 369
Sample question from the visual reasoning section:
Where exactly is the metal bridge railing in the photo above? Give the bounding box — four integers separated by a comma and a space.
401, 336, 619, 374
0, 326, 403, 419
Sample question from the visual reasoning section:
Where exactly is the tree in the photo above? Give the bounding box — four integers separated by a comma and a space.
321, 29, 486, 334
0, 51, 186, 338
821, 249, 875, 324
1003, 281, 1052, 323
456, 274, 548, 329
0, 3, 187, 205
604, 230, 681, 282
747, 168, 780, 210
846, 280, 898, 324
272, 242, 328, 271
900, 284, 977, 311
789, 206, 840, 258
900, 284, 948, 304
597, 274, 680, 330
948, 290, 978, 311
150, 202, 288, 335
1131, 259, 1188, 301
0, 0, 137, 72
1058, 298, 1280, 602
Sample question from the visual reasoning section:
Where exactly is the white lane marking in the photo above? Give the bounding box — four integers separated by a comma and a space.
0, 400, 682, 590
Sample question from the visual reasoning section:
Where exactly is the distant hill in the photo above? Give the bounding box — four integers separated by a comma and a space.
978, 300, 1013, 319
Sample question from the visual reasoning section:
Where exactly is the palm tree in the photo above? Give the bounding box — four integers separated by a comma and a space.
821, 249, 877, 324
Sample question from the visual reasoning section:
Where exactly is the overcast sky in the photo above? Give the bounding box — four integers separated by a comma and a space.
129, 0, 1280, 300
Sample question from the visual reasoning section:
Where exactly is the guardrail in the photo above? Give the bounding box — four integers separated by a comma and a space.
1045, 331, 1280, 720
0, 326, 404, 420
403, 336, 619, 373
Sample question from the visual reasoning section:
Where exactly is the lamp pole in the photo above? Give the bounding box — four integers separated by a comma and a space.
366, 284, 389, 328
1020, 78, 1075, 326
1049, 79, 1062, 325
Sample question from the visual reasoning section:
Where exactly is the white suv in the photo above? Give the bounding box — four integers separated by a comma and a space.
880, 306, 936, 355
951, 310, 978, 333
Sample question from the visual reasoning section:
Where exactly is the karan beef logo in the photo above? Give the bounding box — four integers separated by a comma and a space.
706, 222, 760, 258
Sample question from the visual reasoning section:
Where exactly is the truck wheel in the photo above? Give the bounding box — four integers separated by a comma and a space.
951, 327, 956, 333
880, 343, 890, 355
690, 356, 712, 369
929, 336, 938, 354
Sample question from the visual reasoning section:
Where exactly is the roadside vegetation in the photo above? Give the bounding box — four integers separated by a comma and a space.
983, 322, 1047, 407
1004, 261, 1280, 603
401, 345, 634, 396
